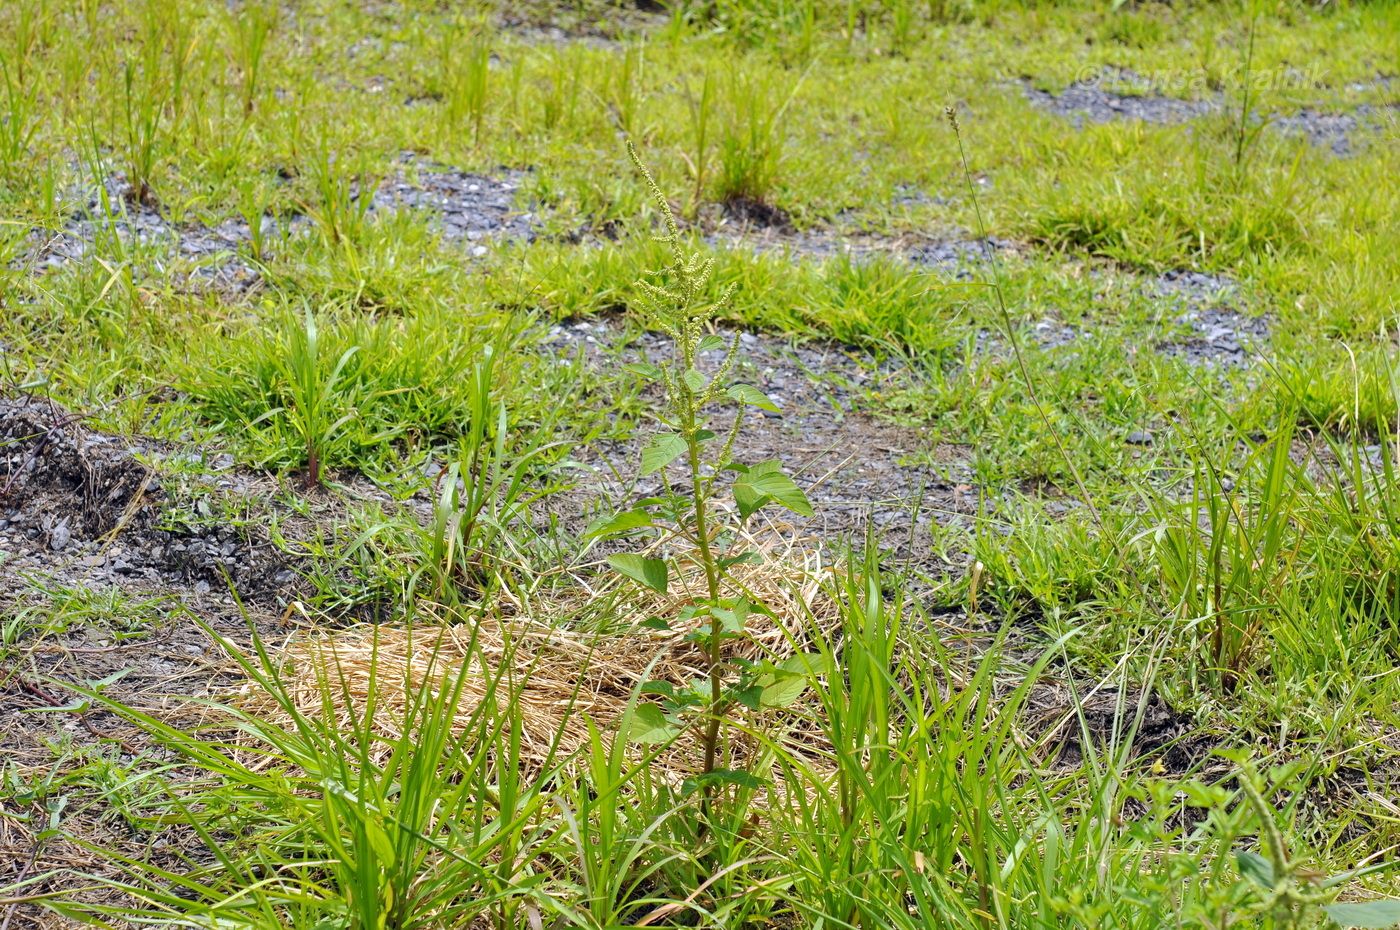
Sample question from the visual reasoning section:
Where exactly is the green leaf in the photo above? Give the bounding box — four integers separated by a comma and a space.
718, 550, 763, 570
624, 361, 663, 381
682, 368, 706, 393
640, 680, 676, 699
583, 509, 654, 540
697, 334, 727, 353
758, 655, 815, 708
641, 433, 687, 475
760, 672, 808, 708
629, 703, 681, 744
1323, 900, 1400, 929
711, 605, 748, 634
608, 553, 669, 593
733, 460, 814, 520
363, 819, 396, 867
727, 383, 780, 413
1235, 850, 1275, 890
733, 684, 764, 712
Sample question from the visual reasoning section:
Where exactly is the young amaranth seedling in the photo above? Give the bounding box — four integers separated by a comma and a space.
592, 142, 814, 797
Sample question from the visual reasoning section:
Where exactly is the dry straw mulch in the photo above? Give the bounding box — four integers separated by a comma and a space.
241, 547, 842, 776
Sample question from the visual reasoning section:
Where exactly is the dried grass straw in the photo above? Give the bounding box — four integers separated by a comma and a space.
241, 545, 841, 778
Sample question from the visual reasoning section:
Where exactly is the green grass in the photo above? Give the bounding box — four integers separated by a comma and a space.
3, 0, 1400, 926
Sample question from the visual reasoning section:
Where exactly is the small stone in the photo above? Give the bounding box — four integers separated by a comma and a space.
1125, 430, 1153, 446
471, 245, 488, 257
49, 519, 71, 552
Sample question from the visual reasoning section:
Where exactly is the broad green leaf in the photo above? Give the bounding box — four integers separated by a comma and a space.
1235, 850, 1275, 890
640, 680, 676, 698
624, 361, 663, 381
682, 368, 706, 393
629, 703, 680, 744
608, 553, 669, 593
1323, 900, 1400, 929
711, 605, 747, 634
583, 509, 654, 540
759, 655, 815, 708
733, 460, 814, 520
760, 671, 808, 708
727, 383, 780, 413
697, 334, 727, 353
641, 433, 687, 475
733, 684, 764, 712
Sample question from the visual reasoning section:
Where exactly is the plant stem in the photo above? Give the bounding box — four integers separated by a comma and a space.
679, 343, 725, 783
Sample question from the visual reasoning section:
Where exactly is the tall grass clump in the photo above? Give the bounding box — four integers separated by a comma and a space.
438, 24, 490, 147
1149, 422, 1301, 694
264, 306, 360, 488
713, 69, 805, 210
51, 614, 575, 930
412, 343, 565, 602
227, 0, 276, 116
0, 57, 39, 182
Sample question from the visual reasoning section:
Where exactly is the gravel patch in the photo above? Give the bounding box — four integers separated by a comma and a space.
17, 177, 267, 292
540, 318, 979, 574
1023, 68, 1396, 155
17, 158, 538, 283
706, 227, 1018, 280
1147, 271, 1269, 366
372, 156, 538, 251
1271, 104, 1398, 156
1021, 69, 1219, 126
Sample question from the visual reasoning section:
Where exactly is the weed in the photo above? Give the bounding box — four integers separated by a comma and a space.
235, 175, 273, 263
440, 25, 491, 147
682, 67, 714, 216
302, 143, 375, 249
1232, 759, 1400, 928
54, 613, 575, 930
118, 60, 164, 206
0, 58, 39, 181
714, 68, 806, 209
604, 42, 646, 139
1149, 420, 1300, 694
259, 306, 361, 488
412, 343, 564, 601
227, 1, 276, 117
594, 143, 812, 807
